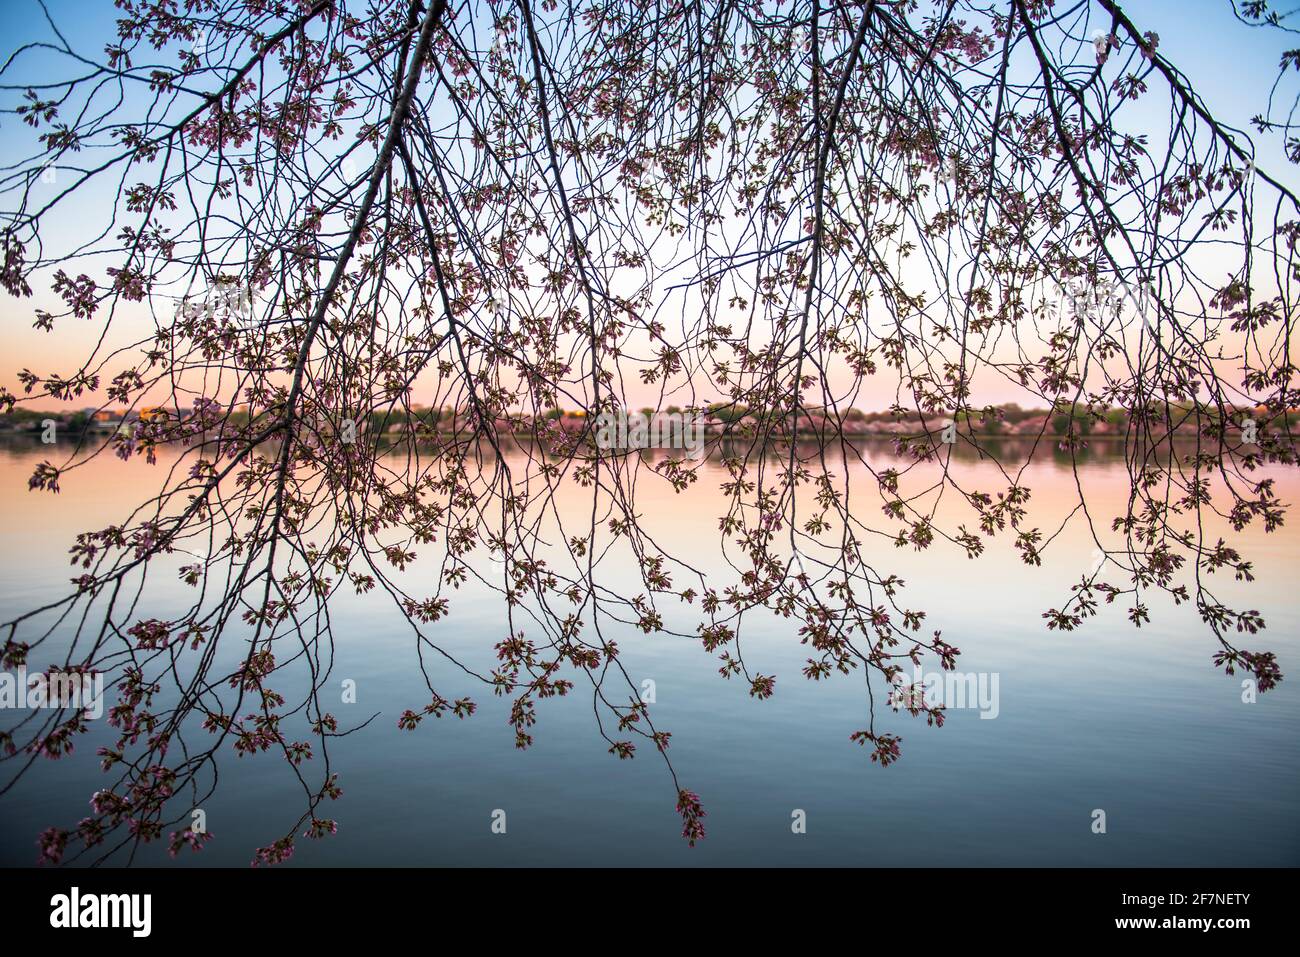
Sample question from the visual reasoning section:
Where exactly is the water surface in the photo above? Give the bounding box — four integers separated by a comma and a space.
0, 437, 1295, 866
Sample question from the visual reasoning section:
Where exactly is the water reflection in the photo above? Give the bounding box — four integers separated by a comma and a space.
0, 436, 1296, 866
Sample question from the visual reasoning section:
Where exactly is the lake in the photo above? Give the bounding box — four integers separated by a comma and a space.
0, 435, 1296, 866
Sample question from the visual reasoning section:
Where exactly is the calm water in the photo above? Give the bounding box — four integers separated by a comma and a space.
0, 437, 1296, 866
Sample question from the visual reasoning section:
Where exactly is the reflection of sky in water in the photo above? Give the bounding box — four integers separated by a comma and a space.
0, 438, 1296, 866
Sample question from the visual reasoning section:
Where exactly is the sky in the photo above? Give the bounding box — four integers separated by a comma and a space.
0, 0, 1296, 413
